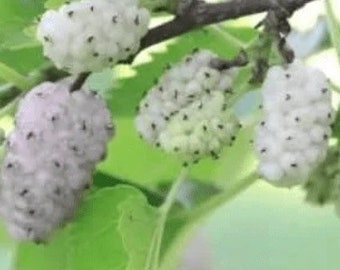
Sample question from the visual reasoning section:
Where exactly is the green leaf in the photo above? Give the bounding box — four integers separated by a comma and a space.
15, 229, 71, 270
325, 0, 340, 62
118, 194, 158, 270
0, 62, 31, 90
93, 171, 164, 207
0, 0, 44, 50
14, 172, 159, 270
0, 47, 46, 74
44, 0, 67, 9
68, 185, 158, 270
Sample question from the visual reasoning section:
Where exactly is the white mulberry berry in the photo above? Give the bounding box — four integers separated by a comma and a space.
135, 50, 240, 163
0, 81, 113, 242
255, 60, 333, 187
36, 0, 150, 73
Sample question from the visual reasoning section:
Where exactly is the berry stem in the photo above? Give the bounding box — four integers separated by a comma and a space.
70, 72, 90, 92
145, 166, 190, 270
179, 172, 257, 224
158, 172, 258, 270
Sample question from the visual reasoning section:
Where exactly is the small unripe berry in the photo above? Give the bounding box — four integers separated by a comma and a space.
135, 50, 240, 163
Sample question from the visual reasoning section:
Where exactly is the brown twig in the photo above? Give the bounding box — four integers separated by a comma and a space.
210, 50, 249, 70
140, 0, 317, 49
70, 72, 90, 92
70, 0, 317, 90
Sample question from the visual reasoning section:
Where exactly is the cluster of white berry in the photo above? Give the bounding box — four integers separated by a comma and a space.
254, 60, 333, 187
0, 81, 113, 242
36, 0, 150, 74
135, 50, 241, 164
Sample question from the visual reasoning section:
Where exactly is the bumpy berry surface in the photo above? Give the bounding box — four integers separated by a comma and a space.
255, 60, 333, 187
36, 0, 150, 73
135, 50, 240, 163
0, 81, 113, 242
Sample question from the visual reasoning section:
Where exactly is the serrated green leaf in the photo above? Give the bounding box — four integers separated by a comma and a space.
68, 185, 157, 270
14, 173, 159, 270
118, 194, 158, 270
93, 171, 164, 207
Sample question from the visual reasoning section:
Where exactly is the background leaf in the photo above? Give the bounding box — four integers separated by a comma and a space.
118, 194, 158, 270
14, 173, 159, 270
0, 0, 44, 50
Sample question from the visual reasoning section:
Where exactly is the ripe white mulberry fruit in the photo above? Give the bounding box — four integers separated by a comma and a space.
0, 81, 113, 242
36, 0, 150, 73
135, 50, 241, 164
254, 60, 333, 187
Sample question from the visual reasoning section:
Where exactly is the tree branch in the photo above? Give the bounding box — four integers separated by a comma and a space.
141, 0, 317, 49
2, 0, 316, 93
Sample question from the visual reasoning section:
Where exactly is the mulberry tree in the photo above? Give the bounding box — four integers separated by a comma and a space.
0, 0, 339, 269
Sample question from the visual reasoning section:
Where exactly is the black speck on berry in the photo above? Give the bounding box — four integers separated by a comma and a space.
54, 160, 61, 168
26, 132, 35, 140
20, 189, 29, 197
81, 120, 87, 131
134, 15, 140, 25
